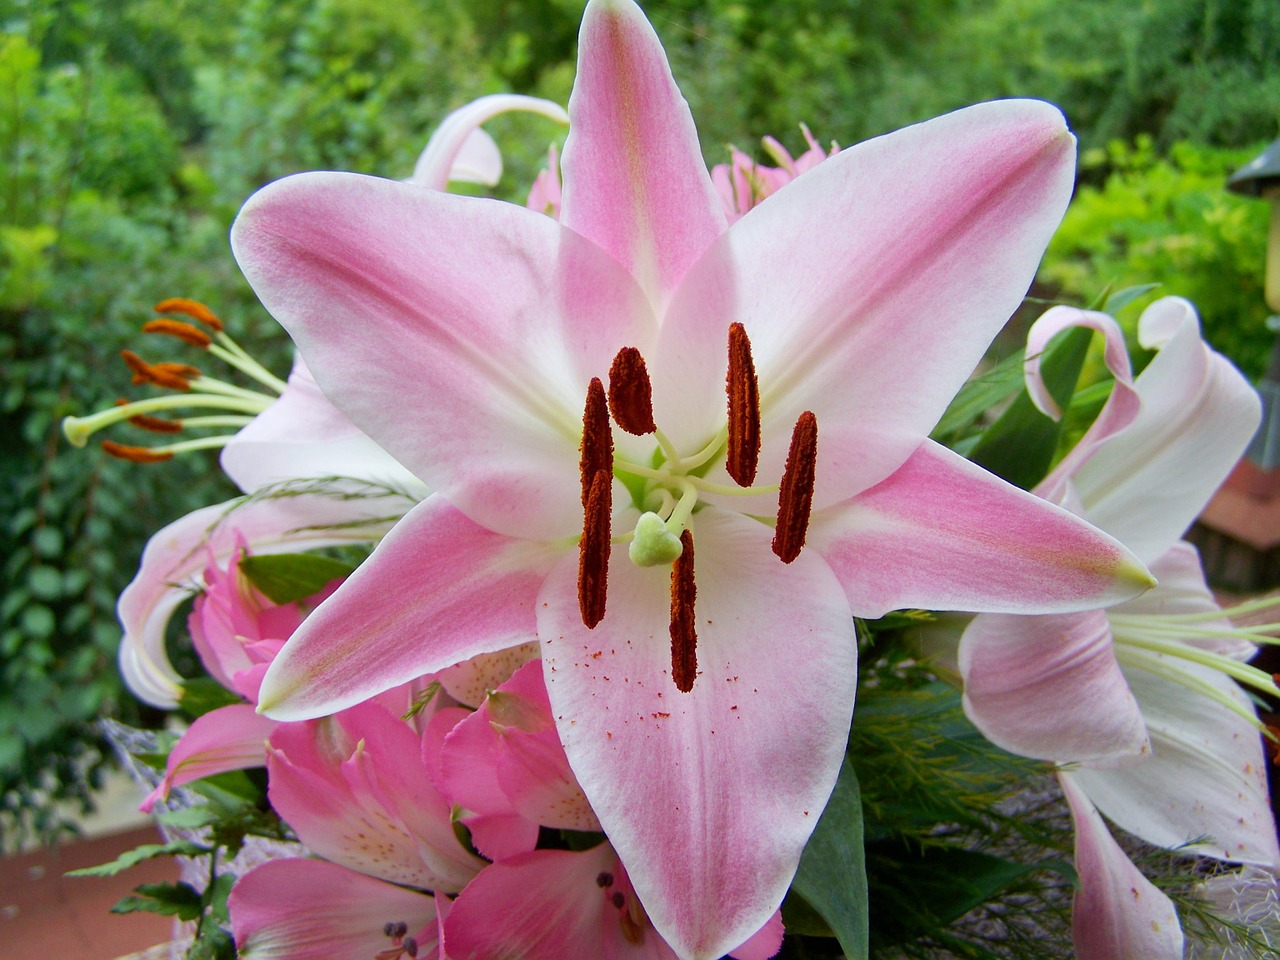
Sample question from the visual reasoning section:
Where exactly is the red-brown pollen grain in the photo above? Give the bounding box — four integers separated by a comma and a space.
101, 440, 173, 463
578, 469, 612, 629
120, 350, 199, 391
114, 400, 183, 434
142, 318, 213, 348
670, 529, 697, 693
154, 297, 223, 332
580, 377, 614, 507
606, 346, 657, 436
1268, 725, 1280, 767
772, 410, 818, 564
726, 322, 761, 487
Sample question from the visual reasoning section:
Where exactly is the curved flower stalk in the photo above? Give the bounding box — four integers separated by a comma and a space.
232, 1, 1154, 954
959, 297, 1278, 956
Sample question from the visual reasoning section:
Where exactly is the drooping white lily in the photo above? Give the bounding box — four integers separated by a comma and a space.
959, 296, 1279, 955
230, 2, 1153, 955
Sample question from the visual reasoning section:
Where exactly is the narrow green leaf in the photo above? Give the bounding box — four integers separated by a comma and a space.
966, 325, 1092, 490
238, 552, 355, 605
111, 881, 204, 921
1103, 283, 1161, 315
790, 756, 869, 959
65, 841, 210, 877
931, 349, 1027, 442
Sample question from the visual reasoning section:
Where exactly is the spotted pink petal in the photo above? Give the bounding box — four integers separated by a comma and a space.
537, 508, 855, 960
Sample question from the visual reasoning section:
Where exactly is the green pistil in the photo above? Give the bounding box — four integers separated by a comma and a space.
62, 392, 273, 447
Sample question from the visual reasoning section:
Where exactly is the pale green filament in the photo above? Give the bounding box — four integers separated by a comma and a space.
209, 331, 289, 393
63, 392, 274, 447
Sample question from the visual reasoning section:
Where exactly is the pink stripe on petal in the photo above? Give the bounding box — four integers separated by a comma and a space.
812, 440, 1153, 619
258, 496, 561, 721
561, 0, 726, 311
141, 704, 276, 811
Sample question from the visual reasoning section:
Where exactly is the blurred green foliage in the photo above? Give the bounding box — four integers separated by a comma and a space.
1, 0, 1278, 847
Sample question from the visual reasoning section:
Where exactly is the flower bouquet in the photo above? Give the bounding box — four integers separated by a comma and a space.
63, 1, 1280, 957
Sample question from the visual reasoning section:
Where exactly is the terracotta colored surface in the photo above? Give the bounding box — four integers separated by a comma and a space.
1, 825, 180, 960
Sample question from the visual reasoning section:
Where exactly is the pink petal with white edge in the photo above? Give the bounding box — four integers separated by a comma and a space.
1118, 542, 1255, 660
221, 356, 428, 499
560, 0, 726, 312
119, 492, 408, 708
257, 496, 561, 721
812, 439, 1153, 619
140, 703, 276, 812
1071, 652, 1280, 867
232, 173, 655, 541
652, 99, 1077, 503
1072, 297, 1261, 564
1059, 772, 1184, 960
410, 94, 568, 190
958, 610, 1150, 766
538, 508, 856, 960
1025, 307, 1140, 506
229, 858, 440, 960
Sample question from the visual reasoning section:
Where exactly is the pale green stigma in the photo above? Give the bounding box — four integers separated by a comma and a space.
628, 511, 685, 567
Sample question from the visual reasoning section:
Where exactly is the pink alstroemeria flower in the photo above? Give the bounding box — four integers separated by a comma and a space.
959, 298, 1278, 957
711, 124, 837, 222
232, 2, 1151, 954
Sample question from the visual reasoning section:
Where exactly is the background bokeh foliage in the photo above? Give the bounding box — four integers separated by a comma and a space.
1, 0, 1277, 848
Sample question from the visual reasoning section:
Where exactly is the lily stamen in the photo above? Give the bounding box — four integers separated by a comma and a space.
142, 318, 213, 348
121, 349, 200, 391
772, 411, 818, 563
154, 296, 223, 331
670, 529, 697, 693
578, 378, 614, 627
607, 346, 657, 435
726, 322, 761, 487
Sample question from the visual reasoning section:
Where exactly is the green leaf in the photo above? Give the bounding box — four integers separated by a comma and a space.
790, 756, 868, 959
66, 841, 211, 877
930, 349, 1027, 442
157, 805, 223, 830
1103, 283, 1161, 315
111, 882, 203, 921
238, 552, 356, 605
185, 924, 236, 960
179, 677, 244, 719
966, 325, 1093, 490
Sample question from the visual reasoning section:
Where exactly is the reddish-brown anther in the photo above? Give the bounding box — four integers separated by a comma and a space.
579, 468, 612, 628
120, 350, 200, 391
670, 529, 697, 693
580, 377, 614, 508
101, 440, 173, 463
607, 346, 657, 435
115, 399, 183, 434
725, 322, 761, 486
154, 297, 224, 332
142, 318, 213, 348
772, 411, 818, 563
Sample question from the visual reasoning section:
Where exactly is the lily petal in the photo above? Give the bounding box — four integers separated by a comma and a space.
654, 99, 1077, 501
811, 439, 1153, 619
538, 507, 856, 960
958, 610, 1150, 766
229, 858, 440, 960
119, 492, 408, 709
1070, 652, 1280, 867
221, 356, 428, 499
1059, 772, 1184, 960
257, 496, 561, 721
232, 173, 655, 540
560, 0, 726, 312
410, 93, 569, 191
1072, 297, 1261, 563
140, 703, 276, 811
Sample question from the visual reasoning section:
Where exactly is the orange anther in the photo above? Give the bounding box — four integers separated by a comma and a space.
670, 529, 697, 693
154, 297, 223, 331
772, 411, 818, 563
142, 318, 212, 348
101, 440, 173, 463
725, 322, 761, 487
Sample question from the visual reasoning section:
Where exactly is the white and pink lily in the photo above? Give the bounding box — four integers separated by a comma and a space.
230, 1, 1153, 954
959, 297, 1279, 957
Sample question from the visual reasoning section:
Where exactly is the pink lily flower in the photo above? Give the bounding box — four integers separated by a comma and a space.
231, 1, 1152, 953
710, 124, 837, 222
959, 298, 1278, 953
229, 858, 445, 960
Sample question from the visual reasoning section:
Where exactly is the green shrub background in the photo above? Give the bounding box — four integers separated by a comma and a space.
2, 0, 1278, 847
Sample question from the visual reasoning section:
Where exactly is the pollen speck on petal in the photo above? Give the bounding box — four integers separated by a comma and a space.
670, 529, 697, 692
772, 411, 817, 563
607, 346, 657, 435
726, 322, 761, 487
